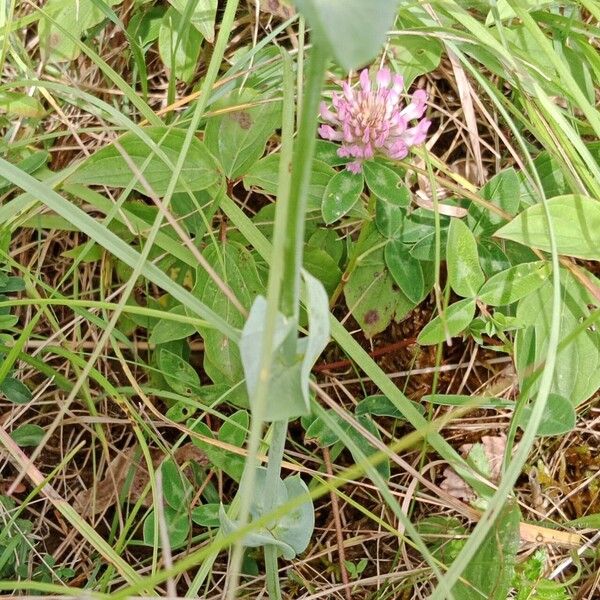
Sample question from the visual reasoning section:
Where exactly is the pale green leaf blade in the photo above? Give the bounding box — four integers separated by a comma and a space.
158, 7, 203, 82
496, 195, 600, 260
447, 218, 485, 298
417, 298, 476, 346
478, 261, 551, 306
294, 0, 399, 71
68, 127, 220, 194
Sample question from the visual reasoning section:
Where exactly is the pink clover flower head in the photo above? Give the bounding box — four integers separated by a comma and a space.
318, 67, 431, 173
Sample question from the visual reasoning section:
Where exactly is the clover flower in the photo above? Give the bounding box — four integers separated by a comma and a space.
318, 68, 431, 174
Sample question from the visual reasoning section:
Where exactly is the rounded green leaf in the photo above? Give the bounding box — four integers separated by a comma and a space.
158, 349, 201, 396
519, 394, 576, 436
389, 35, 442, 88
478, 261, 551, 306
417, 298, 476, 346
10, 424, 45, 447
159, 7, 203, 83
385, 240, 424, 303
364, 161, 410, 238
321, 169, 364, 225
447, 218, 485, 298
496, 195, 600, 260
149, 305, 196, 345
204, 89, 282, 179
0, 377, 32, 404
143, 506, 190, 549
294, 0, 399, 72
161, 459, 192, 510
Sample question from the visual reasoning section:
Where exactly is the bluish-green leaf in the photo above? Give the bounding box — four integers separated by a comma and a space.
240, 272, 329, 421
294, 0, 399, 71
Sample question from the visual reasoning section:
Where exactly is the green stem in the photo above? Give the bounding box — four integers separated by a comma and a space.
262, 420, 288, 600
280, 47, 328, 319
265, 420, 289, 510
264, 545, 282, 599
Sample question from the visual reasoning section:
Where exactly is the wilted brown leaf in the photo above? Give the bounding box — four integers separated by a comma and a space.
74, 444, 207, 517
440, 434, 507, 501
254, 0, 295, 19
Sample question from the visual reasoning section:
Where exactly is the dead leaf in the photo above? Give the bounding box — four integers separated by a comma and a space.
414, 191, 469, 218
74, 443, 207, 517
254, 0, 295, 19
440, 434, 507, 501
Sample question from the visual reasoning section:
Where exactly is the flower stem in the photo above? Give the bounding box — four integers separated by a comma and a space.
280, 48, 328, 319
262, 419, 288, 600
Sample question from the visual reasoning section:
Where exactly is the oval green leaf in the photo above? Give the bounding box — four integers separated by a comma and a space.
417, 298, 476, 346
478, 261, 551, 306
447, 218, 485, 298
159, 7, 203, 83
385, 240, 424, 303
519, 394, 576, 436
10, 424, 45, 447
158, 349, 201, 396
68, 127, 220, 195
321, 169, 364, 225
364, 161, 410, 238
496, 195, 600, 260
149, 305, 197, 345
294, 0, 399, 72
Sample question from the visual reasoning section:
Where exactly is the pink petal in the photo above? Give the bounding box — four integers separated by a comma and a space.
342, 82, 353, 101
376, 67, 391, 88
385, 139, 408, 160
401, 89, 427, 121
319, 101, 339, 123
392, 74, 404, 94
318, 124, 343, 141
359, 69, 371, 93
346, 160, 363, 174
402, 118, 431, 146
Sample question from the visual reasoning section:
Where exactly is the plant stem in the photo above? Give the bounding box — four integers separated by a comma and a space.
262, 419, 288, 600
264, 545, 282, 599
280, 47, 328, 319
